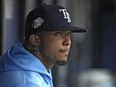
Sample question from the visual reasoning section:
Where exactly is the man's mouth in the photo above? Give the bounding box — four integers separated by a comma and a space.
59, 49, 69, 54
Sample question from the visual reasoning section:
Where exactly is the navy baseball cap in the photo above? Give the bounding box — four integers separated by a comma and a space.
25, 4, 87, 37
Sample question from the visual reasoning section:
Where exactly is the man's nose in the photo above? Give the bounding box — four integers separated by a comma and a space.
63, 36, 71, 47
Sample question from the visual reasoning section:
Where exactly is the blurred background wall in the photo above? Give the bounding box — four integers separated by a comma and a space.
0, 0, 116, 87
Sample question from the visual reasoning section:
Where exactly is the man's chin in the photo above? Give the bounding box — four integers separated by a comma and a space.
56, 60, 67, 65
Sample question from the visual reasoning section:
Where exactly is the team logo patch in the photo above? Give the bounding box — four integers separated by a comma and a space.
31, 17, 44, 29
59, 9, 71, 23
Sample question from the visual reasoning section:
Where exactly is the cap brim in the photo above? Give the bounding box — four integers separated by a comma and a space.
45, 26, 87, 33
37, 26, 87, 33
69, 26, 87, 33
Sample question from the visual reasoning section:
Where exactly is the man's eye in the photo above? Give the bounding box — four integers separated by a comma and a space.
67, 32, 71, 36
55, 32, 62, 36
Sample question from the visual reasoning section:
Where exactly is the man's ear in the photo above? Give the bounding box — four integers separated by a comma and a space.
29, 34, 39, 46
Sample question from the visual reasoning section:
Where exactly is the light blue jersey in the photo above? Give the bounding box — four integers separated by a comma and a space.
0, 43, 53, 87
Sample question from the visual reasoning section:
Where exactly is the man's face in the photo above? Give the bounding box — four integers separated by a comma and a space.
39, 31, 71, 65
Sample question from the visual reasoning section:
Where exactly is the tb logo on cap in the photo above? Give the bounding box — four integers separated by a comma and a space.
59, 9, 71, 23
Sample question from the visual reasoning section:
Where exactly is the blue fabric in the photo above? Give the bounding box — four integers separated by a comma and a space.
0, 43, 53, 87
